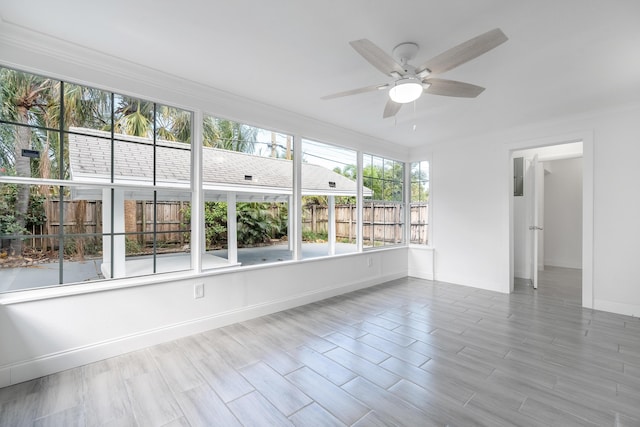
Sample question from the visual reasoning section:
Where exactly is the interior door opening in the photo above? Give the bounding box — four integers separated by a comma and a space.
511, 141, 584, 303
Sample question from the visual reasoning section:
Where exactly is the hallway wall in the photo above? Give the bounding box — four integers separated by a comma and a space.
543, 158, 583, 268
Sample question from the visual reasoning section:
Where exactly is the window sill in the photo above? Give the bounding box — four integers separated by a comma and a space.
0, 269, 200, 305
408, 244, 434, 250
0, 246, 409, 305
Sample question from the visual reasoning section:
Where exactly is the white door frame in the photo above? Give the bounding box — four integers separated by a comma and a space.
507, 131, 594, 308
529, 155, 541, 290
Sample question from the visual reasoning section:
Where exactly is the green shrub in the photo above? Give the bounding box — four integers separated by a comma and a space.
237, 202, 287, 246
302, 230, 328, 242
182, 202, 227, 248
0, 183, 43, 237
125, 237, 142, 255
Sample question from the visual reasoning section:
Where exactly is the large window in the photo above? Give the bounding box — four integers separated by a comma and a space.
363, 154, 404, 247
0, 64, 420, 293
410, 160, 429, 245
201, 115, 292, 268
0, 67, 192, 292
301, 139, 359, 258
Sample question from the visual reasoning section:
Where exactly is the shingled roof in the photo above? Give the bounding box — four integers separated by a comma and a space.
68, 128, 368, 201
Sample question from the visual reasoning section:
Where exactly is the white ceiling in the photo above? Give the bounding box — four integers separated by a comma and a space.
2, 1, 639, 148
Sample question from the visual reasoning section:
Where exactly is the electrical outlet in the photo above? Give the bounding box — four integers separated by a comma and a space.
367, 257, 373, 267
194, 283, 204, 299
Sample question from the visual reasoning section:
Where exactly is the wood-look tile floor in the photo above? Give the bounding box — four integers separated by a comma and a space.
2, 268, 640, 426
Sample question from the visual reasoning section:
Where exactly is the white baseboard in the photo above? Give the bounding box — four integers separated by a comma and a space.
514, 270, 529, 280
407, 269, 434, 280
543, 260, 582, 269
0, 272, 404, 388
594, 299, 640, 318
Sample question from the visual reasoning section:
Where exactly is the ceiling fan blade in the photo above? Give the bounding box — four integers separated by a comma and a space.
350, 39, 406, 77
321, 83, 389, 100
424, 78, 485, 98
383, 99, 403, 118
416, 28, 508, 76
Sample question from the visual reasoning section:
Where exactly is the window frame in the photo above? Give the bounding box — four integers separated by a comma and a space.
0, 67, 194, 290
361, 153, 406, 249
408, 159, 430, 246
0, 64, 419, 297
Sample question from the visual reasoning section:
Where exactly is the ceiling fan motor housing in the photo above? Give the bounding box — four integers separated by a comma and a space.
393, 42, 419, 66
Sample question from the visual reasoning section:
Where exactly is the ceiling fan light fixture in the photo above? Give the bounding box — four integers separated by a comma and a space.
389, 78, 423, 103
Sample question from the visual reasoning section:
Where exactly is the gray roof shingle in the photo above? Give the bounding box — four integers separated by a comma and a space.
68, 128, 368, 201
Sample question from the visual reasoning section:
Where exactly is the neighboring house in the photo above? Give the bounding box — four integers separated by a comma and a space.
67, 127, 371, 277
68, 127, 367, 202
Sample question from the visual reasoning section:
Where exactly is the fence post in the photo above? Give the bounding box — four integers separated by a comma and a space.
179, 201, 184, 247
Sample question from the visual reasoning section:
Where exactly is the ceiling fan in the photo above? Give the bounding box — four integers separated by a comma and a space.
321, 28, 508, 118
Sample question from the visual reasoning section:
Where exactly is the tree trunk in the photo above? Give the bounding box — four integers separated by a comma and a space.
74, 200, 87, 260
39, 135, 53, 252
11, 107, 32, 255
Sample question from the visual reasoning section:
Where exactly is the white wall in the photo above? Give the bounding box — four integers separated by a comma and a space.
412, 103, 640, 317
428, 142, 510, 292
408, 247, 434, 280
589, 109, 640, 316
543, 158, 583, 268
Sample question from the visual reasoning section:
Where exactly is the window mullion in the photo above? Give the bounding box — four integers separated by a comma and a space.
191, 110, 204, 273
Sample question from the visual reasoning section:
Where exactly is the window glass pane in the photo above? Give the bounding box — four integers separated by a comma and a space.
113, 95, 154, 138
154, 105, 192, 188
68, 131, 113, 181
0, 124, 69, 180
363, 154, 404, 248
0, 184, 105, 292
99, 191, 191, 280
202, 201, 228, 262
64, 83, 112, 132
109, 95, 154, 185
301, 139, 358, 258
0, 67, 59, 129
202, 115, 292, 269
156, 105, 191, 145
410, 160, 429, 245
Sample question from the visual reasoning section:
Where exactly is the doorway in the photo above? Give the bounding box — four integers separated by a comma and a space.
508, 133, 594, 309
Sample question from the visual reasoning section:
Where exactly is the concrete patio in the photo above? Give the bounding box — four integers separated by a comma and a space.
0, 242, 358, 293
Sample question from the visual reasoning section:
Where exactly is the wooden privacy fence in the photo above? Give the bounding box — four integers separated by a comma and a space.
409, 203, 429, 244
25, 200, 427, 250
302, 203, 428, 244
135, 200, 188, 246
27, 200, 188, 250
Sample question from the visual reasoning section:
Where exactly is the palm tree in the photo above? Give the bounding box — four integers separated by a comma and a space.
114, 96, 154, 137
0, 124, 14, 173
202, 116, 257, 153
156, 105, 191, 143
0, 68, 55, 254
